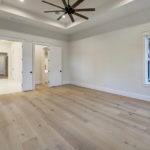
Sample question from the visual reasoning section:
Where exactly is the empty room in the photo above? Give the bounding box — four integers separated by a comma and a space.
0, 0, 150, 150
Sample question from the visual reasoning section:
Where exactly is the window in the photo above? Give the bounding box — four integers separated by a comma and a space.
145, 37, 150, 84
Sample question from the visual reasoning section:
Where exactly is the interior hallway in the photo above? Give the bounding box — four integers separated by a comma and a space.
0, 85, 150, 150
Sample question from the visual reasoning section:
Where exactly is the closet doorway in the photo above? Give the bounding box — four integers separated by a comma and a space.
33, 43, 62, 90
34, 45, 49, 89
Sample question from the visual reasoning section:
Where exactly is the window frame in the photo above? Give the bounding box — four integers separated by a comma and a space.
145, 36, 150, 85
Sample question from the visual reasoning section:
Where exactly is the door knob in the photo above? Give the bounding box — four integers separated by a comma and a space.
60, 70, 62, 72
30, 71, 32, 74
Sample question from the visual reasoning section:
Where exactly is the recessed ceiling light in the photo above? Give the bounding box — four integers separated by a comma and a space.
117, 0, 134, 7
62, 15, 66, 19
20, 0, 24, 2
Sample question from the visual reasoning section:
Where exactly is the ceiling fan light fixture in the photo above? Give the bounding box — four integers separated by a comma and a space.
62, 15, 66, 19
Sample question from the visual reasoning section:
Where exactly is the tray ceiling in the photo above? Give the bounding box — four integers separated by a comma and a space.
0, 0, 150, 35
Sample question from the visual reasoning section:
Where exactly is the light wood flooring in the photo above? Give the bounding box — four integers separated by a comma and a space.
0, 84, 150, 150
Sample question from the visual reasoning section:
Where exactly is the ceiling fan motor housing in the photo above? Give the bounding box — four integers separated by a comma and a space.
65, 6, 75, 14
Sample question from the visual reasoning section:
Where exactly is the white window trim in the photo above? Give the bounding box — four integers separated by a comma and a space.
144, 36, 150, 86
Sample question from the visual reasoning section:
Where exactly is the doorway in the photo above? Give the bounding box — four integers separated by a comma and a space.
34, 45, 49, 89
0, 53, 8, 79
32, 44, 62, 90
0, 40, 22, 94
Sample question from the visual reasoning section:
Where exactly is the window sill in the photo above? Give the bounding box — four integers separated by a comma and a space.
144, 82, 150, 87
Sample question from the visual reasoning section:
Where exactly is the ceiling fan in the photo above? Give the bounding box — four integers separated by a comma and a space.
42, 0, 96, 22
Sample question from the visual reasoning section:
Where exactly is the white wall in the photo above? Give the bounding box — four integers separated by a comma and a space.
10, 42, 22, 82
69, 23, 150, 101
0, 42, 10, 53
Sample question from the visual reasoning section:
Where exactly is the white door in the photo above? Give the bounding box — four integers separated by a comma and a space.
48, 47, 62, 87
22, 42, 33, 91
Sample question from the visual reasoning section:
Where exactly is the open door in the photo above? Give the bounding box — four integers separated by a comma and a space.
48, 47, 62, 87
22, 42, 33, 91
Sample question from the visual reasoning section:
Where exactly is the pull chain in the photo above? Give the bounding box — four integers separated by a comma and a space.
68, 0, 69, 5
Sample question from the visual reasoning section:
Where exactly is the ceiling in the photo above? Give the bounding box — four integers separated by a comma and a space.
0, 0, 150, 35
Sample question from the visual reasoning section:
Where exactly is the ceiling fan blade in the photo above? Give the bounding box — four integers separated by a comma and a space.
72, 0, 85, 8
42, 0, 64, 9
44, 10, 65, 13
74, 12, 88, 20
75, 8, 95, 12
57, 12, 67, 20
69, 14, 75, 22
62, 0, 67, 7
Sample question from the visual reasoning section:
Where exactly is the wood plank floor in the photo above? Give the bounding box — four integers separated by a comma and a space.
0, 84, 150, 150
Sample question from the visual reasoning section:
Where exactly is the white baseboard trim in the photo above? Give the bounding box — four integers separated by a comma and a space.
71, 81, 150, 102
0, 89, 22, 95
36, 81, 48, 85
62, 81, 70, 85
